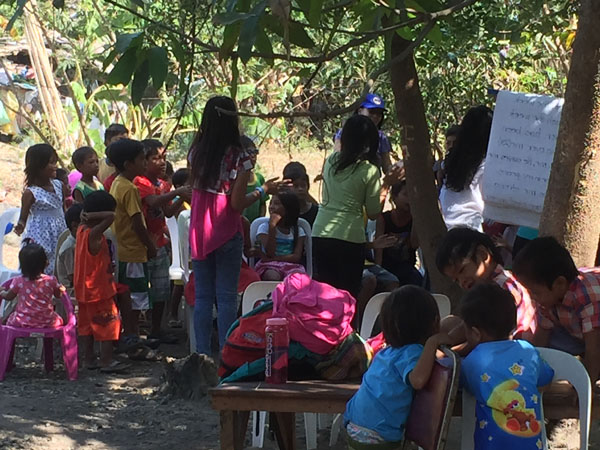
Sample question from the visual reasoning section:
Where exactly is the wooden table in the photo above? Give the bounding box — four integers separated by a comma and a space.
210, 380, 598, 449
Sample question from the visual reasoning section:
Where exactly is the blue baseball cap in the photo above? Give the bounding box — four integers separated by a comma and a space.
360, 93, 386, 110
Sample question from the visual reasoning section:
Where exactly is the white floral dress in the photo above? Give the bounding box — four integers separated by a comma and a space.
23, 179, 66, 274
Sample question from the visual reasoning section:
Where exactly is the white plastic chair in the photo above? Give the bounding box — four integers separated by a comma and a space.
461, 347, 592, 450
330, 291, 452, 446
176, 210, 194, 352
0, 208, 21, 319
166, 216, 184, 281
241, 281, 279, 316
249, 217, 313, 277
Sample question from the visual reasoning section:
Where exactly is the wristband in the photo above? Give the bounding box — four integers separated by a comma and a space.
255, 186, 265, 199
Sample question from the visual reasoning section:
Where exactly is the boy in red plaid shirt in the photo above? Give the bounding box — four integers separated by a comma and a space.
513, 237, 600, 381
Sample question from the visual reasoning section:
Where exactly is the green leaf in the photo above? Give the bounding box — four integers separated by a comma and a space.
220, 23, 241, 59
106, 48, 138, 85
148, 46, 169, 90
6, 0, 28, 31
237, 84, 256, 101
396, 26, 415, 40
130, 0, 144, 6
104, 32, 144, 70
288, 22, 315, 48
70, 81, 86, 104
255, 27, 274, 57
230, 57, 239, 99
213, 11, 250, 25
427, 24, 442, 44
170, 35, 186, 66
296, 0, 321, 28
151, 102, 165, 118
94, 88, 128, 101
238, 0, 267, 64
131, 57, 150, 105
405, 0, 425, 12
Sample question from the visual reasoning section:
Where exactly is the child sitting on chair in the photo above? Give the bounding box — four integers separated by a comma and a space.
460, 283, 554, 450
344, 286, 451, 447
1, 243, 64, 328
513, 237, 600, 381
255, 191, 306, 281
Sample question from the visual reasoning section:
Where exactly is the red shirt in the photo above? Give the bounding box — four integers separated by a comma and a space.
134, 175, 170, 248
103, 172, 117, 192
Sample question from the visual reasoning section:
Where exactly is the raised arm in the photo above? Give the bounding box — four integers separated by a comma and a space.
408, 332, 451, 390
14, 189, 34, 236
82, 211, 115, 255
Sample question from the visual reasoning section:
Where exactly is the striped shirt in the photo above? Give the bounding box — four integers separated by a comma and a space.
492, 265, 538, 335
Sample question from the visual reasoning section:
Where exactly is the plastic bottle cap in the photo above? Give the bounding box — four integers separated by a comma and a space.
266, 318, 288, 326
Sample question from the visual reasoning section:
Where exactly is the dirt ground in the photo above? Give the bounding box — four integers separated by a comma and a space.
0, 142, 596, 449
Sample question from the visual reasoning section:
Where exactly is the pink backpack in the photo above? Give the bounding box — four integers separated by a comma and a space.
271, 273, 355, 355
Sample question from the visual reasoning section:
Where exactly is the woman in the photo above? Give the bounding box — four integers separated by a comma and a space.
312, 114, 384, 298
188, 96, 278, 355
439, 105, 493, 231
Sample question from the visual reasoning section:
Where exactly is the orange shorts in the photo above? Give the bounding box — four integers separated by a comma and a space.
78, 297, 121, 342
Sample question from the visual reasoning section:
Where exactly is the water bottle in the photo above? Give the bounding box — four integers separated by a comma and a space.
265, 318, 289, 384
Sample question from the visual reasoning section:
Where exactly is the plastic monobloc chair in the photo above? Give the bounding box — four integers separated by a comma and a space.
0, 284, 78, 380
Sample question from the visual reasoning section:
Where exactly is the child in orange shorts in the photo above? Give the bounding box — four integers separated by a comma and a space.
74, 190, 129, 373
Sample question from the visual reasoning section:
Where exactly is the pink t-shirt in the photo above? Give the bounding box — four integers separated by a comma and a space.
189, 147, 254, 260
6, 275, 63, 328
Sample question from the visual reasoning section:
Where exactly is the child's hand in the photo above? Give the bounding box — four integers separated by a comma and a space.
80, 212, 90, 224
383, 164, 405, 187
429, 332, 453, 348
147, 244, 157, 260
269, 213, 282, 228
371, 234, 399, 249
176, 185, 193, 202
13, 221, 25, 236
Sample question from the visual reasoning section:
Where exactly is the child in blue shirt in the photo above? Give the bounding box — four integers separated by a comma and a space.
344, 286, 451, 446
460, 283, 554, 450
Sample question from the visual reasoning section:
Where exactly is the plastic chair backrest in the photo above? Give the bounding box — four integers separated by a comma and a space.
166, 215, 183, 280
405, 347, 460, 450
538, 347, 591, 450
0, 208, 20, 277
241, 281, 279, 314
360, 292, 451, 340
177, 210, 191, 282
249, 217, 313, 277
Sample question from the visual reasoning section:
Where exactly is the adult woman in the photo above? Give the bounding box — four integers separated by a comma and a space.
188, 96, 278, 355
439, 105, 493, 231
312, 115, 383, 298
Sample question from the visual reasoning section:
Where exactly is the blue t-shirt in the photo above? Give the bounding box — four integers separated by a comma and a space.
256, 222, 306, 256
344, 344, 422, 442
461, 340, 554, 450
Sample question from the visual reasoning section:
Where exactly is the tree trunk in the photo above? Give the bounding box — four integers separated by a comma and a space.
389, 33, 463, 308
539, 0, 600, 267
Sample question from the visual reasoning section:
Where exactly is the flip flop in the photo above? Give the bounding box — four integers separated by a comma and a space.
100, 360, 131, 374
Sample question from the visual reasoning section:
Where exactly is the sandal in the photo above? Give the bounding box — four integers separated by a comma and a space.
99, 360, 131, 374
127, 346, 162, 362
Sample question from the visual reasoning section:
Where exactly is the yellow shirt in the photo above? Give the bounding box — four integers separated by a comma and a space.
110, 175, 147, 262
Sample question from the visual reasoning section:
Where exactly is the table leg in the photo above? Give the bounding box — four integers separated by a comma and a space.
220, 410, 250, 450
271, 412, 296, 450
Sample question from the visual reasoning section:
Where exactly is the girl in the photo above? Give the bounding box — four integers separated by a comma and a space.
14, 144, 67, 274
188, 96, 280, 356
282, 162, 319, 226
344, 286, 450, 446
435, 227, 537, 342
312, 114, 383, 298
255, 192, 307, 281
439, 106, 493, 231
1, 243, 63, 328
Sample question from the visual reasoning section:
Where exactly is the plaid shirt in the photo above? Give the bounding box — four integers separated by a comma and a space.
492, 265, 538, 335
538, 268, 600, 339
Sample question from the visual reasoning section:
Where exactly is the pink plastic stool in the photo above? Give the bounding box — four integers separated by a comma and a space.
0, 282, 78, 381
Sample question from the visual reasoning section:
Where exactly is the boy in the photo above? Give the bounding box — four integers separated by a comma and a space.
282, 162, 319, 226
460, 283, 554, 450
71, 146, 104, 203
513, 237, 600, 380
172, 168, 191, 214
100, 123, 129, 185
134, 139, 191, 340
74, 190, 129, 373
242, 137, 267, 223
108, 139, 156, 337
56, 203, 83, 298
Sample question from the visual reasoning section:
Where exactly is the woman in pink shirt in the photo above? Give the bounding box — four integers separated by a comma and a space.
188, 96, 279, 355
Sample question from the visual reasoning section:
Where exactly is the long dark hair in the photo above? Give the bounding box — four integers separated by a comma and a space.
24, 144, 58, 187
443, 105, 493, 191
335, 115, 379, 174
277, 191, 300, 249
189, 96, 241, 189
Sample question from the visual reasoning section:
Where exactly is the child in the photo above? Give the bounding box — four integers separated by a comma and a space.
255, 191, 306, 281
344, 286, 450, 446
1, 243, 63, 328
436, 227, 537, 341
375, 180, 422, 287
56, 203, 83, 298
282, 162, 319, 226
134, 139, 191, 340
513, 237, 600, 381
242, 136, 268, 223
71, 146, 104, 203
14, 144, 67, 274
56, 168, 73, 209
459, 283, 554, 450
108, 138, 156, 337
171, 168, 191, 214
99, 123, 129, 183
74, 190, 130, 372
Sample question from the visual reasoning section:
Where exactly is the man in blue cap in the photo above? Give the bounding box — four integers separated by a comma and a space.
334, 93, 393, 174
